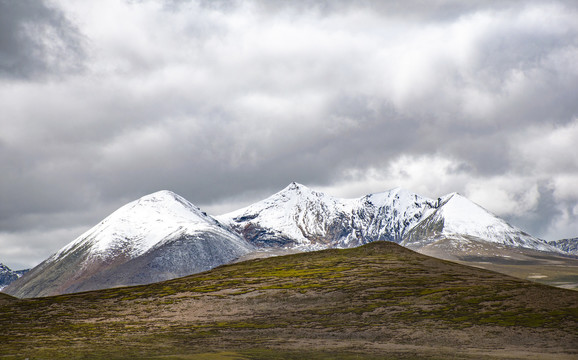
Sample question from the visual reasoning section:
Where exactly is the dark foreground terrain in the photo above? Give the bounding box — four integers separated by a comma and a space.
1, 242, 577, 359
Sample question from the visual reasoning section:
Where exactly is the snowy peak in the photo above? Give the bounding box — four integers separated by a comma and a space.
121, 190, 215, 225
436, 193, 522, 239
284, 181, 310, 192
218, 184, 438, 249
434, 192, 499, 235
6, 191, 253, 298
402, 192, 558, 253
226, 182, 343, 217
272, 182, 331, 203
54, 190, 223, 262
218, 183, 348, 248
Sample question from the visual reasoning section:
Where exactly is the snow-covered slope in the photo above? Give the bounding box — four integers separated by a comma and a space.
4, 191, 253, 298
401, 193, 558, 252
217, 182, 438, 250
358, 187, 438, 244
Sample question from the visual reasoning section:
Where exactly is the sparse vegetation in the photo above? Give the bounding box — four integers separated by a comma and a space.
1, 242, 577, 359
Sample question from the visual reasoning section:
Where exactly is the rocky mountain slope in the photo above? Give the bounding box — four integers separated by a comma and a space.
0, 264, 28, 291
1, 242, 576, 359
4, 191, 253, 298
218, 182, 438, 249
548, 237, 578, 255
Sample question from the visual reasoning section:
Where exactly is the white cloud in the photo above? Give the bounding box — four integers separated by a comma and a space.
514, 119, 578, 176
317, 155, 472, 200
543, 203, 578, 241
465, 177, 540, 216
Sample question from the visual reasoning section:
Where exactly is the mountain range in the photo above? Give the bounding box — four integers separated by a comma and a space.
219, 183, 558, 253
3, 182, 576, 298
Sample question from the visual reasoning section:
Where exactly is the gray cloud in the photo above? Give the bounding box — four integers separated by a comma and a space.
0, 0, 577, 269
0, 0, 85, 80
502, 183, 561, 238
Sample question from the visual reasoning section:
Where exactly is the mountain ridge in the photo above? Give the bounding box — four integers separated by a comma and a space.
217, 182, 440, 249
218, 182, 558, 254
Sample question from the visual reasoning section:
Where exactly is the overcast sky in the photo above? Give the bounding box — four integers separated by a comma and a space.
1, 0, 577, 270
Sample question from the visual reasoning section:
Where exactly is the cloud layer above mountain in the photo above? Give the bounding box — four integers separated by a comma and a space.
1, 0, 577, 269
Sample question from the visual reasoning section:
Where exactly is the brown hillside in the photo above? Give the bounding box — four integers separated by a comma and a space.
0, 242, 577, 359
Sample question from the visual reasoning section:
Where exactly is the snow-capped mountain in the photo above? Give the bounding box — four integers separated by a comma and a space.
0, 264, 28, 291
219, 182, 355, 249
401, 192, 558, 253
4, 191, 253, 298
219, 183, 558, 254
218, 182, 436, 249
547, 238, 578, 255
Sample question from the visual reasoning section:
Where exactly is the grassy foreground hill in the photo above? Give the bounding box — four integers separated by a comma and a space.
1, 242, 577, 359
